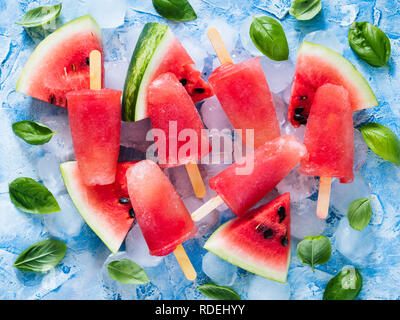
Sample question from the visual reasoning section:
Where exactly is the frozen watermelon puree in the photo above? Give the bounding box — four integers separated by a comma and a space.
147, 72, 210, 167
126, 160, 197, 256
67, 89, 121, 186
299, 84, 354, 183
210, 135, 307, 216
209, 57, 280, 148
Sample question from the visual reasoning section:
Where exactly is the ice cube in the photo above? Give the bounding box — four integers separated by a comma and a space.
202, 19, 238, 55
247, 275, 291, 300
202, 252, 237, 286
239, 16, 260, 56
181, 36, 209, 73
353, 129, 368, 172
330, 4, 359, 27
303, 30, 345, 55
125, 226, 164, 267
194, 209, 220, 238
282, 84, 293, 105
120, 25, 142, 59
36, 154, 66, 195
87, 0, 127, 29
165, 165, 196, 199
104, 59, 130, 91
370, 194, 384, 226
254, 0, 292, 20
290, 199, 326, 240
260, 56, 295, 94
273, 93, 287, 127
200, 96, 233, 131
42, 193, 84, 239
281, 122, 306, 142
276, 168, 318, 202
120, 118, 153, 153
335, 218, 375, 265
330, 173, 371, 215
288, 267, 333, 300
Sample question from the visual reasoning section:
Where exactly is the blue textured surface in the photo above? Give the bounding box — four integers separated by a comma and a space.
1, 0, 400, 300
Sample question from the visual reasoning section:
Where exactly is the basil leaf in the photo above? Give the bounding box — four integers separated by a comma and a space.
289, 0, 322, 21
359, 123, 400, 165
197, 283, 241, 300
12, 121, 57, 145
16, 3, 62, 28
14, 239, 67, 272
296, 235, 331, 271
347, 198, 373, 231
349, 22, 391, 68
249, 16, 289, 61
152, 0, 197, 22
107, 259, 150, 284
9, 177, 60, 214
323, 266, 362, 300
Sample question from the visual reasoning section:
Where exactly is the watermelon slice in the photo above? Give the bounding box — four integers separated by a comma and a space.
204, 193, 291, 283
288, 41, 378, 127
60, 161, 136, 253
16, 15, 103, 108
122, 22, 213, 121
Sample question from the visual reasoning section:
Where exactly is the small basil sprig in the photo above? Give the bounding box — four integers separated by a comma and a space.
349, 22, 391, 68
289, 0, 322, 21
197, 283, 241, 300
9, 177, 60, 214
323, 266, 362, 300
347, 198, 373, 231
359, 123, 400, 165
152, 0, 197, 22
14, 239, 67, 272
297, 235, 331, 271
16, 3, 62, 28
12, 121, 58, 145
107, 259, 150, 284
250, 16, 289, 61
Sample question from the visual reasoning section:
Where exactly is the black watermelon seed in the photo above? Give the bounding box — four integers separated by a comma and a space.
277, 206, 286, 223
300, 118, 308, 125
194, 88, 205, 94
180, 78, 188, 86
300, 95, 308, 100
49, 94, 56, 104
294, 106, 305, 115
119, 197, 130, 204
281, 236, 289, 247
86, 57, 90, 66
293, 114, 305, 122
263, 228, 274, 239
129, 208, 135, 219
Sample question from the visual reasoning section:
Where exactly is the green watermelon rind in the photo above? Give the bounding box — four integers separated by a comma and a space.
299, 41, 378, 109
16, 15, 101, 94
122, 22, 174, 122
60, 161, 123, 254
204, 219, 291, 284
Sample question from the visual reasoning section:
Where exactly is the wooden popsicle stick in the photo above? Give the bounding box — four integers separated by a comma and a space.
207, 27, 233, 65
90, 50, 102, 91
185, 161, 206, 199
316, 176, 332, 219
173, 244, 197, 281
191, 195, 225, 222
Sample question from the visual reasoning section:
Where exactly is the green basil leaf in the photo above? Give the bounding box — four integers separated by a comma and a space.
349, 21, 391, 68
249, 16, 289, 61
16, 3, 62, 28
197, 283, 241, 300
107, 259, 150, 284
14, 239, 67, 272
359, 123, 400, 165
289, 0, 322, 21
347, 198, 373, 231
152, 0, 197, 22
323, 266, 362, 300
9, 177, 60, 214
296, 235, 331, 271
12, 121, 57, 145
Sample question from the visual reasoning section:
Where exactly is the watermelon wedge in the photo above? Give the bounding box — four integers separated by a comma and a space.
204, 193, 291, 283
60, 161, 136, 253
288, 41, 378, 127
16, 15, 103, 108
122, 22, 213, 121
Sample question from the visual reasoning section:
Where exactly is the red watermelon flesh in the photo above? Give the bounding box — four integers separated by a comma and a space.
16, 15, 103, 108
299, 84, 354, 183
60, 161, 137, 254
204, 193, 291, 283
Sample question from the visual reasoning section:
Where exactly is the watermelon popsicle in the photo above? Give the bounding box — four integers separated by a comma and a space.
191, 135, 307, 221
299, 84, 354, 219
67, 51, 121, 186
126, 160, 197, 280
207, 28, 280, 149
